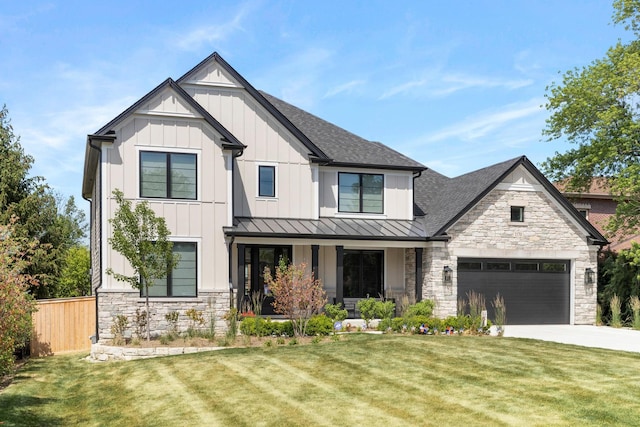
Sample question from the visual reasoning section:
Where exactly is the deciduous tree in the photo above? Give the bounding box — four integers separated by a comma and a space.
106, 189, 178, 340
264, 260, 326, 337
0, 218, 39, 376
56, 245, 91, 298
542, 0, 640, 239
0, 106, 87, 298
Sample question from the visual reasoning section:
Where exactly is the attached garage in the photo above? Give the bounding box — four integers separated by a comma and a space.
457, 258, 570, 325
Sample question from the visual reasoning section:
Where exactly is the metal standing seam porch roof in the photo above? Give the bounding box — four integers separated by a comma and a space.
224, 217, 428, 241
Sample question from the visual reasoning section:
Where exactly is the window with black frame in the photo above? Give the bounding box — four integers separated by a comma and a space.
343, 250, 384, 298
338, 172, 383, 214
140, 151, 196, 199
142, 242, 197, 297
258, 165, 276, 197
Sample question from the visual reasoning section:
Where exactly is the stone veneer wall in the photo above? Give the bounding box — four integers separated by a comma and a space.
403, 249, 416, 302
418, 188, 599, 324
96, 290, 231, 341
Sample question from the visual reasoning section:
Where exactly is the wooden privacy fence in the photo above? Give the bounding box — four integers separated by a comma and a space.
31, 296, 96, 356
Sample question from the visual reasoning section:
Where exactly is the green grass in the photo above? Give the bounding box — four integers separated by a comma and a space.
2, 334, 640, 426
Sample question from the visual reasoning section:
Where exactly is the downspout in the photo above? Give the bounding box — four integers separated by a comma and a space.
412, 170, 423, 219
229, 147, 243, 309
84, 137, 102, 343
228, 236, 235, 309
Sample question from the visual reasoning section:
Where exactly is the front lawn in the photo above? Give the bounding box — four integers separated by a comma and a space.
1, 334, 640, 426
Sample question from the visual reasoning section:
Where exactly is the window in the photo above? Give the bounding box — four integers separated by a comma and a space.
515, 262, 539, 271
258, 165, 276, 197
338, 173, 384, 214
542, 262, 567, 272
343, 250, 383, 298
578, 209, 589, 219
487, 262, 511, 271
140, 151, 196, 199
510, 206, 524, 222
458, 262, 482, 271
143, 242, 197, 297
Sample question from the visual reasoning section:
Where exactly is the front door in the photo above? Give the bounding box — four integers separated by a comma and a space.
244, 245, 291, 315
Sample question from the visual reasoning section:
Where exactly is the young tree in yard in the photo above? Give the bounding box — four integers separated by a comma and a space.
0, 218, 39, 376
543, 0, 640, 241
264, 260, 327, 337
106, 189, 178, 341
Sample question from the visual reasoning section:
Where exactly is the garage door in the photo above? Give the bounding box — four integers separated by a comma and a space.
457, 258, 570, 325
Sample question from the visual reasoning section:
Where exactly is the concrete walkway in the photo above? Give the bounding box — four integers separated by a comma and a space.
503, 325, 640, 353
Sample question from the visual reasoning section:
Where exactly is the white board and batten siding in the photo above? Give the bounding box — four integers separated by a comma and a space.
101, 87, 231, 293
319, 169, 414, 220
184, 84, 316, 219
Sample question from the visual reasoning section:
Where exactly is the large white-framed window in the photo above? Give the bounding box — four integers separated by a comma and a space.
142, 241, 198, 297
257, 163, 277, 198
140, 151, 197, 200
338, 172, 384, 214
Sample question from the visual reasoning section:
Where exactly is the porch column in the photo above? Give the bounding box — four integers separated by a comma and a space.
415, 247, 423, 302
237, 244, 245, 310
336, 245, 344, 306
311, 245, 319, 280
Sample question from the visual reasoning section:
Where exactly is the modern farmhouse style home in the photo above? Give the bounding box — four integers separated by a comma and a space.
82, 52, 606, 340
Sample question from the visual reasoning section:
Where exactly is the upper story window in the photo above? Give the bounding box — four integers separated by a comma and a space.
140, 151, 196, 200
338, 172, 384, 214
510, 206, 524, 222
258, 165, 276, 198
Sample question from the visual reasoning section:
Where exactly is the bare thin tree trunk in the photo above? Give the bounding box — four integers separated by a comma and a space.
146, 285, 151, 341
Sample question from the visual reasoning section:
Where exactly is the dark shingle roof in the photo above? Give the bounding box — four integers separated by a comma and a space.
414, 156, 607, 244
416, 157, 521, 236
260, 92, 425, 171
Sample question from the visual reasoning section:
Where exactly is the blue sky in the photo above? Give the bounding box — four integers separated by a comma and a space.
0, 1, 632, 210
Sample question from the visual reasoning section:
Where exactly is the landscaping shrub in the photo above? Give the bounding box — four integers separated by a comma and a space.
376, 300, 396, 328
324, 303, 348, 322
306, 314, 333, 336
610, 294, 622, 328
240, 317, 294, 337
264, 260, 327, 337
357, 297, 378, 327
630, 296, 640, 330
405, 300, 435, 318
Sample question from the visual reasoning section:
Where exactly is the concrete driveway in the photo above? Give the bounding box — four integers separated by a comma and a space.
503, 325, 640, 353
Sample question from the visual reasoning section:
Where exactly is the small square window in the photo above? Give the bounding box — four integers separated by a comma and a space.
578, 209, 589, 219
510, 206, 524, 222
258, 165, 276, 197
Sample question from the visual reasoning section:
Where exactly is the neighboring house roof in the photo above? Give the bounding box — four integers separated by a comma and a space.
259, 92, 426, 171
414, 156, 608, 244
553, 177, 612, 199
225, 217, 427, 241
554, 177, 639, 251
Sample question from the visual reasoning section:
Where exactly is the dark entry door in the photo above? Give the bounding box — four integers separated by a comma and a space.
457, 258, 570, 324
244, 245, 291, 315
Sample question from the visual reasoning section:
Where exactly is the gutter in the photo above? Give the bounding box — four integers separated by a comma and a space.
84, 137, 103, 343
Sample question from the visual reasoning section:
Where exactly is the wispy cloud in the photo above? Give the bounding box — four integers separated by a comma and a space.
412, 98, 544, 144
380, 72, 533, 99
257, 47, 335, 109
172, 1, 258, 51
379, 78, 428, 99
323, 79, 366, 98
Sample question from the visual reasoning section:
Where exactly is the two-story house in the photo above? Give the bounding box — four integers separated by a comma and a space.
555, 178, 640, 252
82, 52, 606, 340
